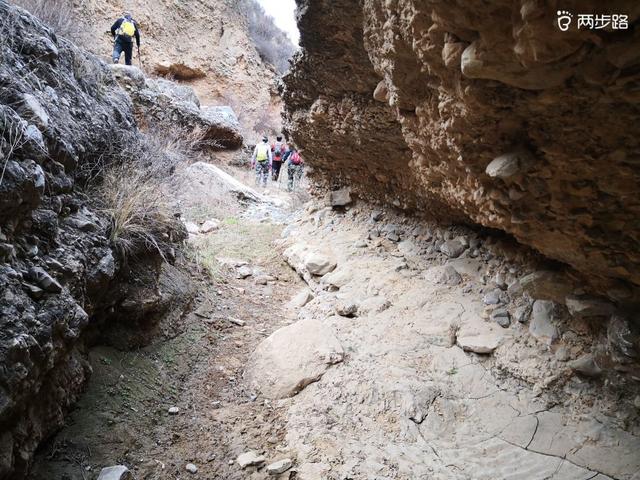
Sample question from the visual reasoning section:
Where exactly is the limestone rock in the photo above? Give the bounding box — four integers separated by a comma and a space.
237, 266, 253, 279
373, 80, 389, 103
245, 318, 344, 399
457, 334, 502, 354
529, 300, 559, 345
184, 221, 200, 235
514, 304, 531, 323
267, 458, 293, 475
237, 451, 266, 468
288, 289, 314, 309
200, 219, 221, 233
97, 466, 132, 480
304, 253, 336, 276
185, 463, 198, 474
485, 150, 534, 179
335, 300, 358, 317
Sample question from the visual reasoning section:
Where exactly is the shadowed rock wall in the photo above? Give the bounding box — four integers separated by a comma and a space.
284, 0, 640, 300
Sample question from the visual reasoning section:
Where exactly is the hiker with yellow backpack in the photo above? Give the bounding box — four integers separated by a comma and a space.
111, 12, 141, 66
251, 136, 273, 188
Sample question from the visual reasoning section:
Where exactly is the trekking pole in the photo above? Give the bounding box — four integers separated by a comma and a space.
137, 45, 143, 70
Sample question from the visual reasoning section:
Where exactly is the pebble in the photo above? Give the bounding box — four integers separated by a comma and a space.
185, 463, 198, 474
168, 407, 180, 414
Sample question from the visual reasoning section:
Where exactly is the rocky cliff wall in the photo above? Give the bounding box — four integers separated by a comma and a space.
284, 0, 640, 302
0, 2, 188, 477
74, 0, 284, 139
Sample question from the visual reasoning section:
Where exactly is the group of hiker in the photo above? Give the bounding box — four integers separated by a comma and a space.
251, 135, 304, 191
109, 13, 306, 192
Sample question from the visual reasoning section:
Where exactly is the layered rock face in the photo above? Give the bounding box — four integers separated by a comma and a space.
0, 3, 185, 477
74, 0, 284, 139
110, 65, 243, 148
284, 1, 640, 300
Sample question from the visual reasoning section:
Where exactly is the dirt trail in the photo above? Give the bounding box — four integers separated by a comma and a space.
28, 167, 640, 480
28, 167, 306, 479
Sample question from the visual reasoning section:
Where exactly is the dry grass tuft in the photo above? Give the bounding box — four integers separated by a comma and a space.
92, 126, 205, 260
12, 0, 86, 41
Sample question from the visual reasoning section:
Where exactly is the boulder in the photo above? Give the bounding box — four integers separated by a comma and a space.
529, 300, 560, 345
457, 334, 502, 354
147, 77, 200, 107
245, 318, 344, 399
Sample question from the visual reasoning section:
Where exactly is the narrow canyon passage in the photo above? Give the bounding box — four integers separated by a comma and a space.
1, 1, 639, 479
28, 167, 640, 480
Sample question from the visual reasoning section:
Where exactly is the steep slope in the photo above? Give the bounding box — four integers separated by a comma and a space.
73, 0, 285, 138
284, 1, 640, 301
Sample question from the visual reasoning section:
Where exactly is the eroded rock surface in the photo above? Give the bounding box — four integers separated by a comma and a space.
284, 0, 640, 298
111, 65, 243, 149
0, 3, 186, 476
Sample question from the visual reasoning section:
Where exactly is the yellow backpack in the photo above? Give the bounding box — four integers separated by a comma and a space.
256, 143, 269, 161
118, 19, 136, 38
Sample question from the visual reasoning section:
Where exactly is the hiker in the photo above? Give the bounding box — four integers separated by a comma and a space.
283, 147, 304, 192
271, 135, 287, 182
251, 136, 272, 187
111, 12, 141, 66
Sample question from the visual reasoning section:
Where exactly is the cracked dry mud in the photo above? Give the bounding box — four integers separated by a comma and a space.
29, 169, 639, 480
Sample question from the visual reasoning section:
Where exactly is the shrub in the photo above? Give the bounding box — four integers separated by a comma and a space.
11, 0, 89, 43
92, 126, 203, 260
235, 0, 296, 74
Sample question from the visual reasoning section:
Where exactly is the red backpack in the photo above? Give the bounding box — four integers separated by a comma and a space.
272, 141, 286, 160
290, 151, 301, 165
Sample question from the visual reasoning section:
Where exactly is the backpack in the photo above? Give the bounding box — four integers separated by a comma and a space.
272, 141, 286, 160
290, 151, 301, 165
118, 18, 136, 39
256, 143, 269, 161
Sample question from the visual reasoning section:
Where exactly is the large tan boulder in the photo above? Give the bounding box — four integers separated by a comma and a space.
245, 319, 344, 399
